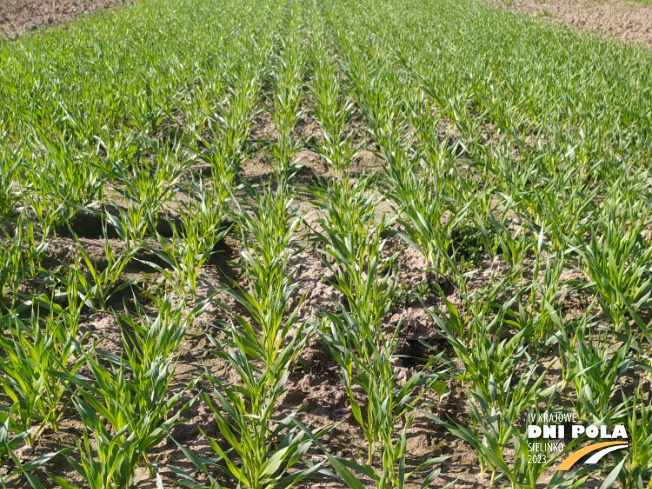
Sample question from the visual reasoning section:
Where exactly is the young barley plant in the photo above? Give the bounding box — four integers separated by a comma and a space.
269, 3, 307, 180
613, 385, 652, 489
200, 60, 266, 199
0, 402, 69, 489
311, 169, 450, 488
0, 145, 19, 223
578, 202, 652, 334
306, 11, 358, 176
106, 151, 182, 241
321, 303, 450, 489
0, 310, 85, 443
53, 344, 193, 488
143, 181, 228, 300
558, 317, 633, 424
174, 182, 325, 489
117, 294, 204, 366
0, 216, 47, 311
67, 225, 140, 310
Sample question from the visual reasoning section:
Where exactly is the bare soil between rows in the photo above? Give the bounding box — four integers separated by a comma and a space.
483, 0, 652, 48
0, 0, 134, 39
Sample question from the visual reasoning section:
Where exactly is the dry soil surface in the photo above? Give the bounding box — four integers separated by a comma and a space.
484, 0, 652, 48
0, 0, 133, 39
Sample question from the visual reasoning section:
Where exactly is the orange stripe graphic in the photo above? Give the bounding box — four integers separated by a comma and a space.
556, 442, 627, 470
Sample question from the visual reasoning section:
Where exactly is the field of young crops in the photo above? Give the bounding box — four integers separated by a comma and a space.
0, 0, 651, 487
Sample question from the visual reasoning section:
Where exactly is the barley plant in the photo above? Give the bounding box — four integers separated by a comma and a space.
174, 182, 325, 489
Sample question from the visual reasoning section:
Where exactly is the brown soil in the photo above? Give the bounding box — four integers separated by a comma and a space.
0, 0, 133, 39
484, 0, 652, 48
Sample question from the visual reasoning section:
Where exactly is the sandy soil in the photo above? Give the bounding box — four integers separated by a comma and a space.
483, 0, 652, 48
0, 0, 133, 39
